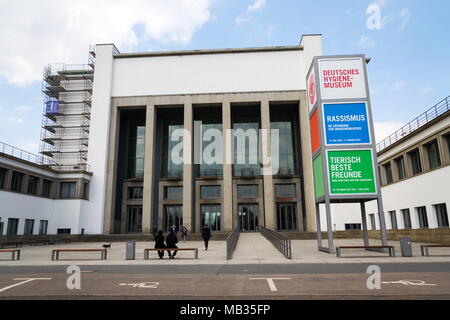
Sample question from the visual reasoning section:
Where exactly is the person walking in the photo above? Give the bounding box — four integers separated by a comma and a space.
165, 231, 178, 259
180, 225, 188, 243
201, 224, 211, 251
169, 224, 177, 236
154, 230, 166, 259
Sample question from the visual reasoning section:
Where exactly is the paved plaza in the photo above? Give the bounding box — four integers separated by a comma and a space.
1, 233, 450, 266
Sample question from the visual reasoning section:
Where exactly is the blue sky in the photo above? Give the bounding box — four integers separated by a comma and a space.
0, 0, 449, 154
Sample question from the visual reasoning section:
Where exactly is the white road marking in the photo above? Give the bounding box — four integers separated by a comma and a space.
0, 278, 52, 293
250, 278, 290, 292
118, 282, 160, 288
381, 280, 437, 286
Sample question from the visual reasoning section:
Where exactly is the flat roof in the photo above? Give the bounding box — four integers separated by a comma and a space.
113, 45, 303, 59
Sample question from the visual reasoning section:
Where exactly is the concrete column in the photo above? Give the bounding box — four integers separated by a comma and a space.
299, 92, 317, 232
87, 43, 119, 235
260, 98, 275, 230
142, 103, 156, 233
183, 97, 193, 232
222, 99, 233, 231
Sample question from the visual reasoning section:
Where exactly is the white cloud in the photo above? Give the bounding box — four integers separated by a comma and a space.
374, 121, 405, 143
0, 0, 212, 86
421, 87, 433, 95
15, 105, 33, 112
8, 117, 23, 124
236, 0, 267, 25
358, 36, 376, 49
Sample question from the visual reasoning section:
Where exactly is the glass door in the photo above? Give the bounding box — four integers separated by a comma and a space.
127, 206, 143, 233
238, 204, 259, 232
276, 203, 297, 231
163, 205, 183, 232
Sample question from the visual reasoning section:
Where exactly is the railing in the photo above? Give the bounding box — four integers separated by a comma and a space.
259, 226, 292, 259
0, 141, 53, 166
226, 228, 240, 260
376, 95, 450, 152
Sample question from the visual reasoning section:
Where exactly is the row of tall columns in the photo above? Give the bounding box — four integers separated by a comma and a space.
141, 99, 277, 233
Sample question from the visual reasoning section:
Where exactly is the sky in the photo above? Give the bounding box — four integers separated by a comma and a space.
0, 0, 449, 155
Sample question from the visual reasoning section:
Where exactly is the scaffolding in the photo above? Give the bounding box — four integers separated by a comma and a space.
39, 47, 96, 171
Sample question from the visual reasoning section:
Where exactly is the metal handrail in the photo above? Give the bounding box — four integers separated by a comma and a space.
0, 141, 53, 166
259, 226, 292, 259
376, 95, 450, 152
226, 228, 240, 260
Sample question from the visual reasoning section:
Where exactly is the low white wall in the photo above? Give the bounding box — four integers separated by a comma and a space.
0, 191, 86, 235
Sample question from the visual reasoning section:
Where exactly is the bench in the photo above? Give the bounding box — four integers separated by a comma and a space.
51, 248, 107, 260
0, 249, 21, 260
144, 248, 198, 260
420, 244, 450, 256
0, 242, 23, 249
336, 245, 395, 257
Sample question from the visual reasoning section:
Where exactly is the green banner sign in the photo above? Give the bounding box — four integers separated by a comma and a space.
313, 153, 325, 198
327, 149, 376, 195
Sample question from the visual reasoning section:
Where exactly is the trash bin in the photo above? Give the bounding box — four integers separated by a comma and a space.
400, 238, 413, 257
126, 241, 136, 260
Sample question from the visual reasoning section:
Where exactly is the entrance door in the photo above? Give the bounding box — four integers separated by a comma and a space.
127, 206, 143, 233
238, 204, 259, 232
163, 205, 183, 232
276, 203, 297, 231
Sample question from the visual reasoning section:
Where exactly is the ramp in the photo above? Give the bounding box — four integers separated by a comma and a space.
231, 233, 288, 262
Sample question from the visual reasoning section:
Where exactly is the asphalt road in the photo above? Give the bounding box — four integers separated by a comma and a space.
0, 263, 449, 299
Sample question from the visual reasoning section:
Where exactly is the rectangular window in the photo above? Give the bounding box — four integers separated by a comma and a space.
237, 184, 258, 198
275, 184, 296, 198
200, 185, 221, 199
127, 122, 145, 179
42, 180, 52, 198
24, 219, 34, 235
369, 214, 376, 230
39, 220, 48, 235
128, 187, 143, 200
27, 176, 39, 195
0, 167, 7, 190
395, 156, 406, 180
389, 210, 398, 230
383, 162, 393, 184
345, 223, 362, 230
445, 134, 450, 156
200, 205, 221, 231
434, 204, 449, 228
426, 140, 441, 169
0, 221, 3, 235
408, 149, 422, 175
164, 186, 182, 200
271, 115, 297, 175
162, 120, 183, 178
416, 206, 429, 229
10, 171, 25, 193
60, 182, 76, 199
232, 115, 261, 177
7, 218, 19, 235
198, 121, 223, 177
57, 228, 71, 234
402, 209, 412, 229
83, 182, 89, 200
